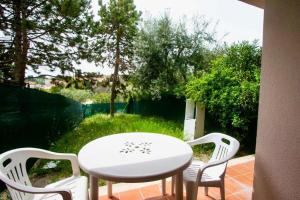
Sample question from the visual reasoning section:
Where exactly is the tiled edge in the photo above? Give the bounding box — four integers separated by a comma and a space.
98, 155, 255, 195
228, 155, 255, 167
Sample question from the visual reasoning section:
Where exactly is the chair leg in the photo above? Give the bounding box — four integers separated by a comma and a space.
171, 176, 176, 195
220, 179, 225, 200
185, 182, 198, 200
205, 186, 208, 196
107, 181, 113, 198
162, 179, 166, 195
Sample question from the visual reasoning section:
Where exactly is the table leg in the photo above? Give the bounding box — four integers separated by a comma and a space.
171, 175, 176, 195
162, 179, 166, 195
107, 181, 113, 197
175, 171, 183, 200
90, 175, 98, 200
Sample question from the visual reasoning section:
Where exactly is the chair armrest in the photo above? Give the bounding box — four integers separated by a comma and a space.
186, 134, 213, 146
0, 174, 72, 200
193, 158, 228, 185
200, 158, 228, 172
195, 154, 237, 184
23, 148, 80, 176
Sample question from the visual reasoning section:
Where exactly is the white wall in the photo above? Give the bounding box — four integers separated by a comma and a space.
253, 0, 300, 199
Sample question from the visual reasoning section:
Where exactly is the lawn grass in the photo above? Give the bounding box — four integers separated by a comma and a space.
29, 114, 186, 185
50, 113, 184, 153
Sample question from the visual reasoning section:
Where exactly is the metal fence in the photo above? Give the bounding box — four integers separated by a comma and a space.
82, 96, 186, 122
0, 84, 83, 153
0, 85, 186, 154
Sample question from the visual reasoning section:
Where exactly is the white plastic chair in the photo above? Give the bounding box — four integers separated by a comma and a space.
0, 148, 88, 200
162, 133, 240, 200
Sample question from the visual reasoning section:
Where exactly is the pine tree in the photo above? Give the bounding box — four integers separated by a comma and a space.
92, 0, 140, 116
0, 0, 93, 85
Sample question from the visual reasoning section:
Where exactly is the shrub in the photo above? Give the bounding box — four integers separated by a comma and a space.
58, 88, 93, 103
90, 92, 110, 103
186, 41, 261, 147
49, 87, 126, 104
91, 92, 125, 103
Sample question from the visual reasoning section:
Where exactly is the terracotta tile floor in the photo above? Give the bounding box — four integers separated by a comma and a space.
99, 160, 254, 200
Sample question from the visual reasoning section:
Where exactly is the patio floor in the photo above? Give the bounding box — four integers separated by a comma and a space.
99, 156, 254, 200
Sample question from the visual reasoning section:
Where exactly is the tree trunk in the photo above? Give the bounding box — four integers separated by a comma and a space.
110, 35, 120, 117
12, 0, 28, 86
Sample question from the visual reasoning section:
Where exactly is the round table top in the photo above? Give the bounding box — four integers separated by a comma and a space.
78, 132, 193, 182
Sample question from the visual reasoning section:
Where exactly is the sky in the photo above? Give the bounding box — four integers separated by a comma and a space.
27, 0, 264, 77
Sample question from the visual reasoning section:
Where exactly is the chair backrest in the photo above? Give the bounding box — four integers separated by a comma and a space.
0, 149, 34, 200
208, 133, 240, 162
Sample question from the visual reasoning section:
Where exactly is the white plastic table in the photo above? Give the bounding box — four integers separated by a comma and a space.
78, 132, 193, 200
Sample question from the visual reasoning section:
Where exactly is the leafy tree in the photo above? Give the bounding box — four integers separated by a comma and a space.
132, 15, 176, 99
186, 41, 261, 146
188, 17, 219, 74
0, 0, 92, 86
91, 0, 140, 116
132, 14, 217, 99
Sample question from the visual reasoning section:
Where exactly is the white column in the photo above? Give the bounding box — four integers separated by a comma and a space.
252, 0, 300, 199
194, 102, 205, 138
184, 99, 195, 119
183, 99, 196, 140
